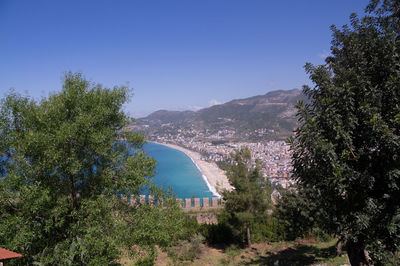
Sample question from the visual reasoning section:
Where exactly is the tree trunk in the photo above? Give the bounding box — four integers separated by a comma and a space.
346, 240, 368, 266
336, 238, 344, 256
70, 174, 77, 210
246, 223, 251, 248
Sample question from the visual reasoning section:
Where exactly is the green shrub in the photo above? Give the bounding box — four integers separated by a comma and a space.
199, 222, 235, 245
250, 216, 285, 243
225, 244, 240, 258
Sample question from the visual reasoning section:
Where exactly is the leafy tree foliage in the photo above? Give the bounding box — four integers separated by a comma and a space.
112, 190, 199, 265
118, 196, 198, 249
0, 72, 156, 264
275, 188, 326, 241
291, 1, 400, 264
222, 147, 271, 247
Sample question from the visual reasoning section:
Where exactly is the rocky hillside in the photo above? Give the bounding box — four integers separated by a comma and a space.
134, 89, 305, 141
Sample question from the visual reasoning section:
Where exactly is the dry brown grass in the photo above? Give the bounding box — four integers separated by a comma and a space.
119, 239, 350, 265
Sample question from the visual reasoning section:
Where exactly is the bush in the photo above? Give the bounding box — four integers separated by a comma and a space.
178, 234, 205, 261
250, 216, 285, 243
274, 189, 327, 241
199, 222, 235, 245
166, 234, 205, 262
225, 244, 240, 258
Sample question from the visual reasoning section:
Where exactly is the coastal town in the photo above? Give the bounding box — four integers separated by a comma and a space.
138, 126, 295, 189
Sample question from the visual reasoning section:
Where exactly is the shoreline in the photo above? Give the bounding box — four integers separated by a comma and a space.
153, 142, 233, 197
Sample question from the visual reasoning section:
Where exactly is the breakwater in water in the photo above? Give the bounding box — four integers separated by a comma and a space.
121, 195, 224, 211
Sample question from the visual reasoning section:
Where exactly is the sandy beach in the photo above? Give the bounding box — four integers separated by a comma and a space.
155, 142, 233, 196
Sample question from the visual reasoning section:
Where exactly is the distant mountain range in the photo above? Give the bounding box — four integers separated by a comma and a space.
134, 89, 305, 141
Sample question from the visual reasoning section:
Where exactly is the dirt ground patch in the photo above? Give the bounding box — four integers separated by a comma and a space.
120, 239, 349, 265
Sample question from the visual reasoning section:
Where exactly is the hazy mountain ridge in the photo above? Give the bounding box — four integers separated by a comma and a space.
144, 110, 196, 124
135, 89, 305, 141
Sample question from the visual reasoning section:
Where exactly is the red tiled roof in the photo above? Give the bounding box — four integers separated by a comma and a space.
0, 248, 23, 260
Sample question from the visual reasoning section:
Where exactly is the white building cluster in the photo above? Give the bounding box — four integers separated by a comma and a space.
154, 135, 295, 188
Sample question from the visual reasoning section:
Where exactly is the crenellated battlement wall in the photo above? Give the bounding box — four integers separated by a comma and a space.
123, 195, 224, 211
177, 197, 224, 211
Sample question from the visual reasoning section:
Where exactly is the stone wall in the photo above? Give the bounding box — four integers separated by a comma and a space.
126, 195, 224, 211
179, 197, 223, 211
188, 212, 219, 224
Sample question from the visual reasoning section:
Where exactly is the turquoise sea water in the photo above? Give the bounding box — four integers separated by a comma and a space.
143, 142, 215, 199
0, 143, 215, 199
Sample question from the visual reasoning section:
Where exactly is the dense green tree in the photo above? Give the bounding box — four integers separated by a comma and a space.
275, 188, 324, 241
112, 187, 199, 265
291, 1, 400, 264
0, 72, 156, 264
122, 199, 198, 246
222, 147, 271, 247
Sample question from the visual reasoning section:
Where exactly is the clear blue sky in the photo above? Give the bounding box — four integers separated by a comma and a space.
0, 0, 369, 118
